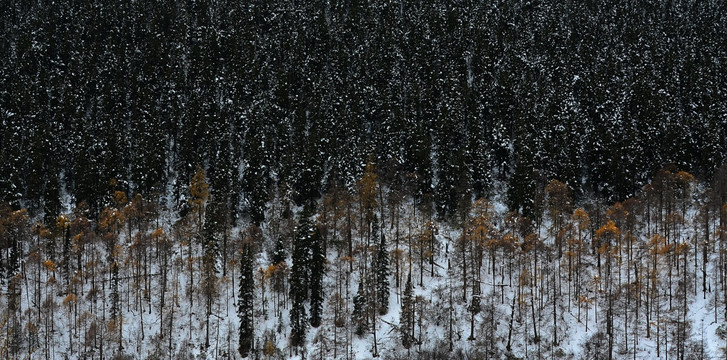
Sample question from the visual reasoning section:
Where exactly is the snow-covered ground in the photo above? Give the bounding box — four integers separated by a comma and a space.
2, 191, 726, 359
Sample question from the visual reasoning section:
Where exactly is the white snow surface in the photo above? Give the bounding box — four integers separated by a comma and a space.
3, 191, 726, 359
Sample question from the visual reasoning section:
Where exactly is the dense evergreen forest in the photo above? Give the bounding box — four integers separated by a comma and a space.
2, 0, 727, 359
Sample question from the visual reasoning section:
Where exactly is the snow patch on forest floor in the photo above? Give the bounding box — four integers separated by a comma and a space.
4, 192, 727, 359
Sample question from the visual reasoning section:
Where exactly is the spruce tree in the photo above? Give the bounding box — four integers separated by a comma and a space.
242, 121, 270, 225
309, 226, 325, 328
292, 206, 314, 297
507, 118, 540, 219
238, 242, 255, 358
104, 230, 120, 325
202, 194, 222, 274
289, 274, 308, 349
400, 273, 414, 349
352, 279, 367, 336
272, 236, 286, 266
201, 191, 222, 348
376, 233, 390, 315
290, 207, 313, 348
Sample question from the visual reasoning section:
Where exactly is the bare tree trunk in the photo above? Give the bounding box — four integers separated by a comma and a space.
553, 270, 558, 346
506, 293, 515, 352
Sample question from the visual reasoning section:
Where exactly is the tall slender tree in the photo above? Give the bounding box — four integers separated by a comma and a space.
376, 233, 390, 315
289, 206, 313, 349
309, 226, 325, 328
238, 241, 255, 358
400, 273, 414, 350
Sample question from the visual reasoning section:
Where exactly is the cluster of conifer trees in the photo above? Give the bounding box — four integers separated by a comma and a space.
2, 0, 727, 357
2, 0, 726, 225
